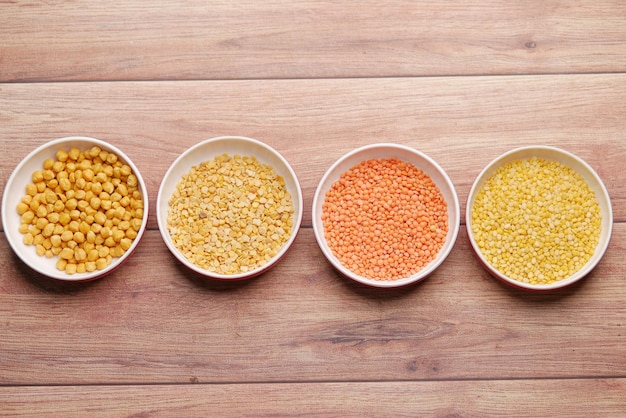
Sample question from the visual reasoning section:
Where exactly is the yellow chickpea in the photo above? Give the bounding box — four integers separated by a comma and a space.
16, 145, 144, 274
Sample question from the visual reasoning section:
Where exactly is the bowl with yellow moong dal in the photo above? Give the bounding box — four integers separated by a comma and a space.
156, 136, 303, 280
466, 146, 613, 291
2, 137, 148, 281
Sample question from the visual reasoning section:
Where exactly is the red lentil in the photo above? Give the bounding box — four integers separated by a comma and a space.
321, 158, 448, 280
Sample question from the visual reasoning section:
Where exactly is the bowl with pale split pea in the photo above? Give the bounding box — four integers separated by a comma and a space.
2, 137, 149, 281
312, 143, 460, 288
466, 146, 613, 291
156, 136, 303, 280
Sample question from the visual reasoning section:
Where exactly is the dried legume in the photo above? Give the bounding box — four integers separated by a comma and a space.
471, 157, 601, 284
167, 153, 294, 275
17, 146, 144, 274
322, 158, 448, 281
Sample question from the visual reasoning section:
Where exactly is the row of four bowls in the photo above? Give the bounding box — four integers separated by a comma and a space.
2, 136, 613, 291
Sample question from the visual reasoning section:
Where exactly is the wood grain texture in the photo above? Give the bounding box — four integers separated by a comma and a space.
1, 75, 625, 228
2, 379, 626, 417
2, 0, 626, 82
2, 1, 626, 414
1, 226, 625, 385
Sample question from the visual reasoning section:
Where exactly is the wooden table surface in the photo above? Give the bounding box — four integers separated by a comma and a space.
2, 1, 626, 416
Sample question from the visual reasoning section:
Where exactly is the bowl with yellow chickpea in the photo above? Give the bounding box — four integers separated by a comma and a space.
2, 137, 148, 281
156, 136, 303, 280
312, 143, 460, 288
466, 146, 613, 291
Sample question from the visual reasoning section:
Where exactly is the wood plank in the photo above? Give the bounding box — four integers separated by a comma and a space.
3, 1, 626, 82
1, 225, 625, 385
2, 379, 626, 417
1, 74, 625, 226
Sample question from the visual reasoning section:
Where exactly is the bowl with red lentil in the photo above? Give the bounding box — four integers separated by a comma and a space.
2, 137, 149, 281
156, 136, 303, 280
312, 143, 460, 288
466, 146, 612, 291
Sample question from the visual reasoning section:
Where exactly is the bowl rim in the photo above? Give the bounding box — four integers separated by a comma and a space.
465, 145, 613, 291
1, 136, 149, 281
156, 135, 303, 280
312, 142, 460, 288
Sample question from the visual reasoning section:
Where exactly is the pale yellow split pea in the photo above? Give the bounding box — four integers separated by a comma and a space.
167, 153, 294, 275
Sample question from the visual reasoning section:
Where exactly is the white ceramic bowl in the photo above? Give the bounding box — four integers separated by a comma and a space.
2, 137, 149, 281
466, 146, 613, 291
157, 136, 303, 280
312, 143, 460, 288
